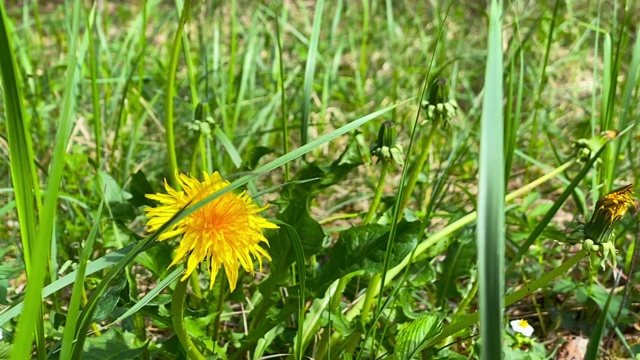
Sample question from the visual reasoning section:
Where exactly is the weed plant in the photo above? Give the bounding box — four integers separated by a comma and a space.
1, 0, 639, 359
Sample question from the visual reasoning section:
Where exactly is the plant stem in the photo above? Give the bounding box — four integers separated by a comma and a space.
397, 122, 438, 221
172, 278, 206, 360
364, 162, 389, 225
359, 273, 380, 322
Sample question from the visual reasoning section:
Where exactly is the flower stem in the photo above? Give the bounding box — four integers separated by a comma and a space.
359, 273, 381, 322
172, 278, 206, 360
364, 162, 389, 225
397, 122, 438, 222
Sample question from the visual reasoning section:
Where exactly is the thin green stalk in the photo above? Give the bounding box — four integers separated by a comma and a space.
225, 0, 237, 136
359, 0, 369, 78
211, 273, 226, 346
275, 8, 290, 181
87, 6, 102, 167
364, 162, 389, 225
59, 201, 104, 359
398, 123, 438, 221
300, 0, 324, 147
172, 279, 206, 360
165, 0, 191, 187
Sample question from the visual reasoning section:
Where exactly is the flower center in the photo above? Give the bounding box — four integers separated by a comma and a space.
517, 319, 529, 328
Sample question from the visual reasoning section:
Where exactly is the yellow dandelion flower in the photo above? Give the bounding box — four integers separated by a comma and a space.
144, 172, 279, 291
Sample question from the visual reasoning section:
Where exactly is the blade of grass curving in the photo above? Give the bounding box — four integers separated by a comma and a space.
59, 200, 105, 359
0, 2, 42, 356
300, 0, 324, 147
476, 1, 504, 358
0, 244, 135, 326
70, 227, 166, 358
506, 138, 611, 274
272, 221, 306, 360
10, 0, 83, 356
585, 279, 620, 360
214, 127, 243, 168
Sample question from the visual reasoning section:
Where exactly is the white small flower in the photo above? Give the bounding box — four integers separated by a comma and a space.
510, 319, 534, 337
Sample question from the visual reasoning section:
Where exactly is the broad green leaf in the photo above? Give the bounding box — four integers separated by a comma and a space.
82, 329, 147, 360
394, 314, 443, 360
311, 221, 420, 295
92, 273, 127, 323
241, 146, 274, 171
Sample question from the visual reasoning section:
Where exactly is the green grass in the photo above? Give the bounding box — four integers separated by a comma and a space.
1, 1, 640, 359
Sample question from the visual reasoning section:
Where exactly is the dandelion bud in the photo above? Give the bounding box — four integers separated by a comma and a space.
573, 130, 616, 162
371, 121, 403, 165
420, 78, 457, 126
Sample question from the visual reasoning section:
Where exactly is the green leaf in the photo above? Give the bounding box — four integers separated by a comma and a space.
82, 329, 147, 360
135, 241, 175, 279
311, 221, 420, 295
92, 273, 127, 323
434, 238, 476, 305
99, 171, 132, 203
394, 314, 443, 360
241, 146, 274, 171
128, 170, 155, 207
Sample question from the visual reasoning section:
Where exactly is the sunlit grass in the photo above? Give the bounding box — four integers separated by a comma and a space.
1, 1, 639, 359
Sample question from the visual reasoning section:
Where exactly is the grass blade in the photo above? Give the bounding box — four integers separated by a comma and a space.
0, 1, 42, 356
59, 200, 105, 359
476, 1, 504, 359
300, 0, 324, 147
585, 279, 620, 360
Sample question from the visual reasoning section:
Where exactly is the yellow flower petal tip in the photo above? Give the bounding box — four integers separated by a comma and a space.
144, 171, 278, 291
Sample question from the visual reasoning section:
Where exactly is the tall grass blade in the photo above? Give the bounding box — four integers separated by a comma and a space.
300, 0, 324, 147
59, 200, 105, 359
0, 1, 43, 356
585, 279, 620, 360
165, 0, 191, 186
7, 0, 83, 356
476, 1, 504, 359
